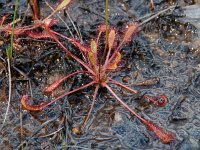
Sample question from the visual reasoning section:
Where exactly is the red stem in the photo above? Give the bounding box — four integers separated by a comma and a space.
21, 81, 96, 111
51, 30, 89, 51
104, 45, 113, 69
103, 43, 122, 69
104, 83, 146, 123
82, 84, 99, 129
44, 70, 90, 93
108, 78, 138, 94
108, 78, 166, 106
48, 30, 95, 75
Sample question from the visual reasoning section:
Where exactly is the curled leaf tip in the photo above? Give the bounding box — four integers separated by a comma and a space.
21, 95, 44, 111
144, 95, 168, 107
21, 95, 30, 109
156, 95, 168, 107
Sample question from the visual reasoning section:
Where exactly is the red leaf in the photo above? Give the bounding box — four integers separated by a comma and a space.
26, 31, 51, 39
88, 40, 98, 68
21, 95, 42, 111
108, 29, 116, 50
107, 52, 121, 70
145, 120, 175, 143
44, 78, 64, 93
120, 24, 138, 46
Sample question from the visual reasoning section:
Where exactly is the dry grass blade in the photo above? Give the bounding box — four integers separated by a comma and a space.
20, 105, 23, 149
1, 58, 12, 130
46, 0, 71, 19
139, 5, 177, 26
64, 10, 83, 41
56, 0, 71, 12
17, 116, 59, 149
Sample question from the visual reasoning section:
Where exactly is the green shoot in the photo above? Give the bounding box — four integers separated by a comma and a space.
9, 0, 19, 60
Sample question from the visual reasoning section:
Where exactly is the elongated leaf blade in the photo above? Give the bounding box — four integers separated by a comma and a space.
121, 24, 138, 45
88, 52, 96, 68
90, 40, 97, 53
146, 120, 175, 143
89, 40, 97, 67
27, 31, 51, 39
107, 52, 121, 70
44, 78, 64, 93
108, 29, 115, 50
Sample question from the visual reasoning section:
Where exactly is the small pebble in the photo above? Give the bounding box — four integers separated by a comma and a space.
114, 112, 122, 122
122, 76, 131, 83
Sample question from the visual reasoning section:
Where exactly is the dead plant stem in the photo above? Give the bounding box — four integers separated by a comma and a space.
139, 5, 177, 26
1, 0, 19, 130
0, 58, 12, 130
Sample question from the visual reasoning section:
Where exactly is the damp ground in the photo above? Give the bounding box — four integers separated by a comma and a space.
0, 0, 200, 149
